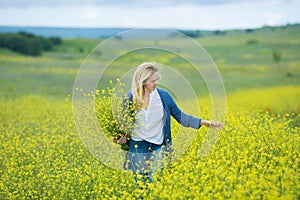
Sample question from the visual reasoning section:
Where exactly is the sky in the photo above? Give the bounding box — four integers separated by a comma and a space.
0, 0, 299, 30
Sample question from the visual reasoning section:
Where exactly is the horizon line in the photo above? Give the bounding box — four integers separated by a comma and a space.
0, 23, 299, 32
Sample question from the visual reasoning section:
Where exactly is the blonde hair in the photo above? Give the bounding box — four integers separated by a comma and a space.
131, 62, 159, 109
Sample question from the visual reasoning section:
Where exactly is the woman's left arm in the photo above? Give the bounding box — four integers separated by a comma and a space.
200, 119, 224, 131
169, 93, 224, 130
168, 94, 201, 129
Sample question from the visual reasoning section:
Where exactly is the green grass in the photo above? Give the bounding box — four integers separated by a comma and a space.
1, 25, 299, 100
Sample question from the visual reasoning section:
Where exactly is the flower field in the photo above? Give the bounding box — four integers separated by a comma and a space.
0, 86, 299, 199
1, 25, 300, 199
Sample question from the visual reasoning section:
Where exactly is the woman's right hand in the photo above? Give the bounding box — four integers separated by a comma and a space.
113, 134, 128, 144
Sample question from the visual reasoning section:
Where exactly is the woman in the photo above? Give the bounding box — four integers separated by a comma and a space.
119, 62, 224, 184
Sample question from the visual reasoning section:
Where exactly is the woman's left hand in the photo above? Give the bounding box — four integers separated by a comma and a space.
201, 120, 224, 131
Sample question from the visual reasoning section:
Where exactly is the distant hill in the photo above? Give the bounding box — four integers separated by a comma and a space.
0, 26, 130, 39
0, 24, 299, 39
0, 26, 206, 39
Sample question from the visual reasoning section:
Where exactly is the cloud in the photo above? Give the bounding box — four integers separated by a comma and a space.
262, 12, 284, 26
0, 0, 298, 29
0, 0, 277, 8
81, 7, 102, 20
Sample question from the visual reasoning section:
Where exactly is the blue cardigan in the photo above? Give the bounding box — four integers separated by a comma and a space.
127, 88, 202, 145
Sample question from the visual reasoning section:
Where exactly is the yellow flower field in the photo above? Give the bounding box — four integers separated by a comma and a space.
0, 85, 299, 199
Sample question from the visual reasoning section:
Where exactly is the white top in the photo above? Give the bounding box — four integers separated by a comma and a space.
131, 89, 164, 144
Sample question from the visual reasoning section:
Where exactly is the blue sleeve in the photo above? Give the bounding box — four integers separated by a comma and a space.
167, 92, 201, 129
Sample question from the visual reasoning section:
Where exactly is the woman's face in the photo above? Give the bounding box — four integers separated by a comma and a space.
144, 72, 159, 93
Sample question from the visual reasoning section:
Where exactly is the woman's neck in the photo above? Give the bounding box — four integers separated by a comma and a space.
142, 89, 151, 110
143, 88, 153, 96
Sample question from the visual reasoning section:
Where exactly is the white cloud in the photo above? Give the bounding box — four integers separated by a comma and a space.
262, 13, 284, 26
0, 0, 286, 8
81, 6, 101, 20
0, 0, 299, 29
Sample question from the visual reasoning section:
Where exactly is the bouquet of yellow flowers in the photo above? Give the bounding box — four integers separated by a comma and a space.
94, 80, 135, 150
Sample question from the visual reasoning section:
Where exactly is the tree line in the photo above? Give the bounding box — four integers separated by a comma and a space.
0, 32, 62, 56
